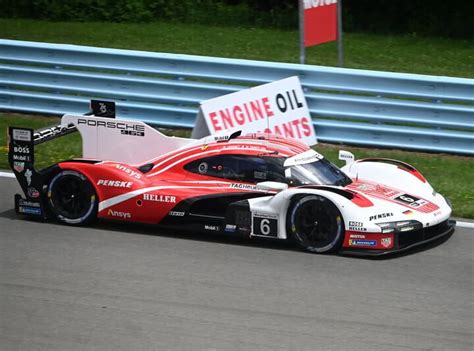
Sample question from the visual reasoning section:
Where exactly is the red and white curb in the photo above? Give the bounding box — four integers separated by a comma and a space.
0, 171, 473, 229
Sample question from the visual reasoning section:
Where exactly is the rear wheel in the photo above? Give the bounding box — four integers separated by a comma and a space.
287, 195, 344, 253
48, 170, 97, 225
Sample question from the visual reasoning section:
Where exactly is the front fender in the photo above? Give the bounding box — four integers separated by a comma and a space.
341, 158, 434, 197
247, 187, 373, 240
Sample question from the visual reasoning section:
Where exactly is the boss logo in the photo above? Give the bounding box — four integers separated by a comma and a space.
14, 146, 30, 154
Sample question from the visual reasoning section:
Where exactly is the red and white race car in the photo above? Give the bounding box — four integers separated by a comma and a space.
8, 101, 455, 256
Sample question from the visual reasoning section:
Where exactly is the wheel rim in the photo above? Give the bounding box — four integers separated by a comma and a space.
49, 171, 96, 224
291, 196, 343, 252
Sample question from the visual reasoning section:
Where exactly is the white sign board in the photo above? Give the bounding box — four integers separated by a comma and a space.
192, 76, 317, 145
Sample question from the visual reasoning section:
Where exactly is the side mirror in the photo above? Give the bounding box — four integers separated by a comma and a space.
256, 181, 288, 192
338, 150, 355, 165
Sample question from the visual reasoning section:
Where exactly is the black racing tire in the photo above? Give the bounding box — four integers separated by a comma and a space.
47, 170, 98, 225
287, 195, 344, 254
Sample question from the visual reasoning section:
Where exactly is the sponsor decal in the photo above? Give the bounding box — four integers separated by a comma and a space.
12, 154, 32, 162
230, 183, 257, 190
348, 221, 367, 231
403, 209, 414, 216
369, 212, 393, 221
13, 129, 32, 142
18, 199, 41, 207
433, 210, 443, 217
381, 237, 393, 248
33, 124, 76, 144
225, 224, 237, 233
339, 153, 353, 160
143, 194, 176, 203
214, 135, 231, 142
284, 149, 323, 167
198, 162, 208, 174
77, 119, 145, 136
349, 221, 364, 227
349, 239, 377, 247
115, 165, 141, 179
169, 211, 185, 217
97, 179, 133, 188
13, 161, 25, 173
19, 206, 42, 215
349, 234, 366, 239
13, 145, 30, 154
394, 194, 428, 208
24, 169, 33, 186
27, 187, 40, 198
107, 209, 131, 219
204, 225, 220, 231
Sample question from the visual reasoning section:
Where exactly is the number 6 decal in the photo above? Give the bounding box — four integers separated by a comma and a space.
252, 214, 278, 237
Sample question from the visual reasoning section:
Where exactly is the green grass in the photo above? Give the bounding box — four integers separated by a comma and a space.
1, 18, 473, 77
1, 113, 473, 218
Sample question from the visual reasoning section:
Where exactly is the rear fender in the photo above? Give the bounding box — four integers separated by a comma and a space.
56, 161, 150, 205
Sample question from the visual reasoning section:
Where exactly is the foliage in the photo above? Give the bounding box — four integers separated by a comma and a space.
0, 0, 472, 38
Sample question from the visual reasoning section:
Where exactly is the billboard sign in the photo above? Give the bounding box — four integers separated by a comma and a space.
193, 76, 317, 146
303, 0, 338, 47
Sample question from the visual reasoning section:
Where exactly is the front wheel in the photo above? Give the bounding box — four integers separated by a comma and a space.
287, 195, 344, 254
47, 170, 97, 225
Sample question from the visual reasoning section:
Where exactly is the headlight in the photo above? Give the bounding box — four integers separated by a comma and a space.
376, 220, 423, 233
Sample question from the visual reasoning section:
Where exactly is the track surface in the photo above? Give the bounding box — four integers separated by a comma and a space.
0, 177, 472, 351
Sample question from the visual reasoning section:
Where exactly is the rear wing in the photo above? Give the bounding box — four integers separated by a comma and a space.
7, 100, 117, 218
33, 100, 116, 145
7, 99, 194, 218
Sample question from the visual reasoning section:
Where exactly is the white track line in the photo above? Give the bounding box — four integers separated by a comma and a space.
457, 221, 474, 229
0, 171, 15, 178
0, 171, 473, 229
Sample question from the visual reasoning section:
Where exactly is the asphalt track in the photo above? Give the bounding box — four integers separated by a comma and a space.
0, 177, 472, 351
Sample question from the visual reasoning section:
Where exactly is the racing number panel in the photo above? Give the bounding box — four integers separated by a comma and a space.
252, 213, 279, 238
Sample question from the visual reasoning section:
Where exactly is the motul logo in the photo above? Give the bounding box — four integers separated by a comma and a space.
304, 0, 337, 9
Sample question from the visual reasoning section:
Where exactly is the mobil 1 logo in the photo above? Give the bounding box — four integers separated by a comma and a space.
252, 214, 278, 237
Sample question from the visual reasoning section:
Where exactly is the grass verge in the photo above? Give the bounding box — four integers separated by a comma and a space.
0, 18, 473, 77
1, 113, 473, 218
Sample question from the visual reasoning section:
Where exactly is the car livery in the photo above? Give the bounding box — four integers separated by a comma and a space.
8, 101, 455, 256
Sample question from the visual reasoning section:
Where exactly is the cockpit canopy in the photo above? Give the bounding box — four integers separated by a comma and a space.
184, 149, 352, 187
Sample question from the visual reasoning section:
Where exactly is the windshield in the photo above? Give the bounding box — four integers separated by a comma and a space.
264, 156, 351, 187
285, 159, 351, 186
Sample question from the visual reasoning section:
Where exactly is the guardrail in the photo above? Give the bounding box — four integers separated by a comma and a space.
0, 39, 473, 155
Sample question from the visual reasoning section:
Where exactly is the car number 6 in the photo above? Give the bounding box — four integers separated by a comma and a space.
260, 219, 271, 235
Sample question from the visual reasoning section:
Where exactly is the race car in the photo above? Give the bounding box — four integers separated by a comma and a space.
8, 101, 455, 256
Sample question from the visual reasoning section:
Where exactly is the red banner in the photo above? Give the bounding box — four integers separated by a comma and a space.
304, 0, 338, 47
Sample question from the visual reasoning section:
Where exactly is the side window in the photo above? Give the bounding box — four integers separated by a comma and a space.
184, 155, 225, 178
184, 155, 286, 183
